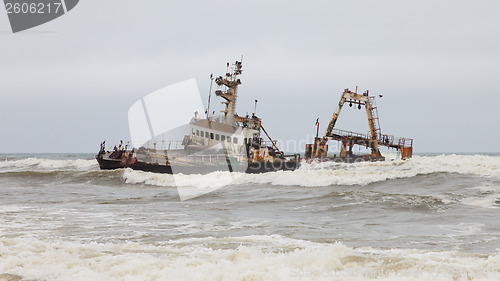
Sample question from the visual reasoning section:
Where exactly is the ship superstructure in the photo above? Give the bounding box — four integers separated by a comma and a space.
96, 60, 300, 174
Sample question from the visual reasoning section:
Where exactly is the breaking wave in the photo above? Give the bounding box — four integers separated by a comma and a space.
1, 235, 499, 281
0, 157, 98, 172
123, 154, 500, 188
1, 154, 499, 189
0, 158, 122, 185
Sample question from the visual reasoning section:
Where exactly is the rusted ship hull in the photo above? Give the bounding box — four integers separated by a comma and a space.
96, 156, 173, 173
95, 154, 299, 174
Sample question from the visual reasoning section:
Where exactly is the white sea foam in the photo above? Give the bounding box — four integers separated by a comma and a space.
458, 182, 500, 209
461, 195, 499, 209
1, 236, 499, 281
0, 158, 98, 172
122, 154, 500, 188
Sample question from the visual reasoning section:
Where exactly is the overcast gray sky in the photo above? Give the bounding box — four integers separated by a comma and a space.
1, 0, 499, 153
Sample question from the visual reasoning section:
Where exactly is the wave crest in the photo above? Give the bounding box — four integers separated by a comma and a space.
122, 154, 500, 188
1, 236, 499, 281
0, 157, 98, 172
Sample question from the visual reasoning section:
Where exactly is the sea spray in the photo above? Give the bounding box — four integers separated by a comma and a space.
121, 154, 500, 188
1, 236, 500, 281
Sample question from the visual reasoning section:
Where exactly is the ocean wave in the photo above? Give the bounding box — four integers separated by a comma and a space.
0, 168, 123, 186
1, 235, 499, 281
2, 154, 499, 188
122, 154, 500, 188
459, 182, 500, 209
0, 157, 98, 172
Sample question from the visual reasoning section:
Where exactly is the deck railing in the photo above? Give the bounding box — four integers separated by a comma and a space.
330, 129, 413, 149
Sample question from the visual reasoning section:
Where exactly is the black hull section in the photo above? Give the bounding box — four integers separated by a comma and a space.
245, 161, 299, 173
96, 156, 299, 174
97, 157, 173, 173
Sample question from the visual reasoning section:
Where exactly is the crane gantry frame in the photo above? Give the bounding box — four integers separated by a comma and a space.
305, 88, 413, 162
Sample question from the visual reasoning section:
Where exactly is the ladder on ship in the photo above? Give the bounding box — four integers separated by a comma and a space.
367, 96, 381, 141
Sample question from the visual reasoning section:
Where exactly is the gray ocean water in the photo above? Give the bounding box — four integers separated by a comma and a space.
1, 153, 500, 280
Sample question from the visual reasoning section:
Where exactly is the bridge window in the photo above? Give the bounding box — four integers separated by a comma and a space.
221, 135, 226, 141
210, 133, 214, 139
227, 136, 231, 143
233, 137, 238, 144
215, 134, 220, 141
196, 129, 199, 136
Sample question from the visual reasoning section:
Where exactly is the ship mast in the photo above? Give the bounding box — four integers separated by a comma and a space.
214, 60, 243, 124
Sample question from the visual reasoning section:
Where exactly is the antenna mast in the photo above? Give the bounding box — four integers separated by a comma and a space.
206, 74, 213, 118
215, 60, 243, 124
